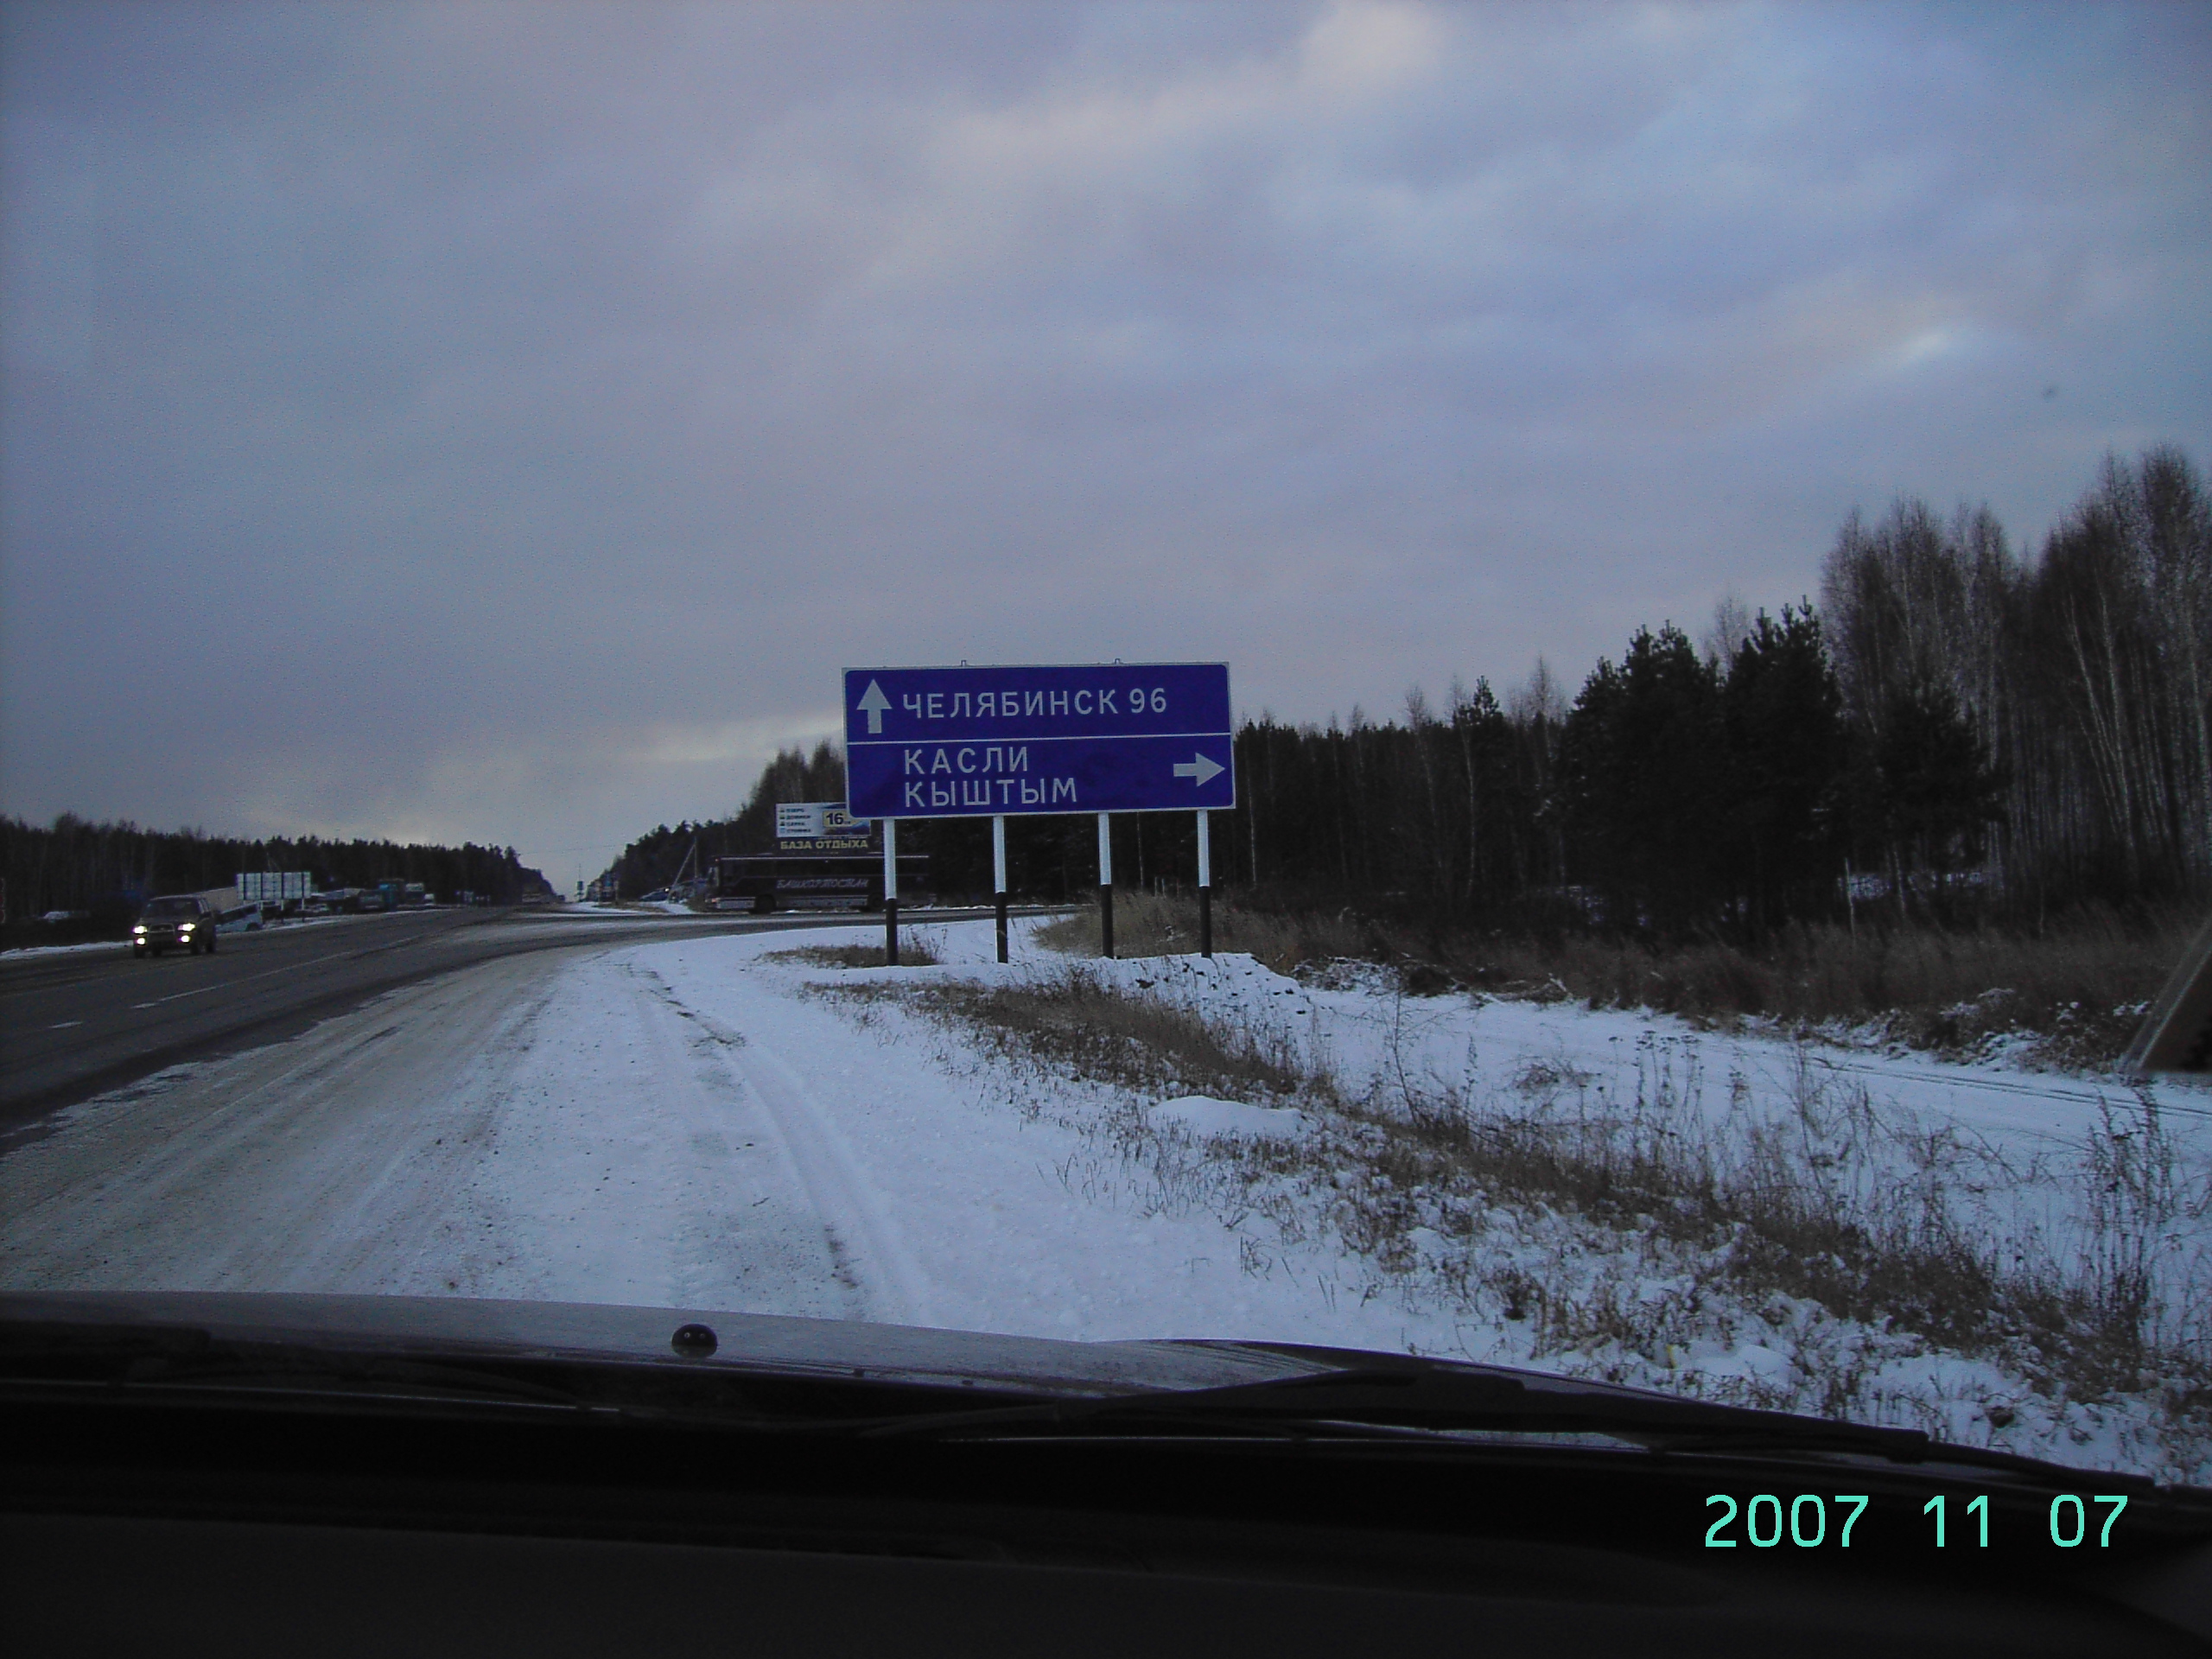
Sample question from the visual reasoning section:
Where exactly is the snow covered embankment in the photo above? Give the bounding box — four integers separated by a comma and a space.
734, 922, 2212, 1484
29, 913, 2185, 1482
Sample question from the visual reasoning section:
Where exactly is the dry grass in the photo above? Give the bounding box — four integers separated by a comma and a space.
899, 964, 1314, 1104
766, 935, 942, 969
857, 963, 2210, 1462
1039, 892, 2199, 1069
1343, 1052, 2202, 1408
1034, 890, 1373, 975
1446, 908, 2196, 1070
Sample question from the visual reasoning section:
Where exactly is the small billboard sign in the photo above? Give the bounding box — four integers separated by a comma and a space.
237, 872, 315, 906
775, 801, 873, 851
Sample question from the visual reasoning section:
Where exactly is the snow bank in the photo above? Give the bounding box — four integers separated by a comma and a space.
746, 922, 2210, 1479
1148, 1096, 1315, 1142
1, 938, 131, 960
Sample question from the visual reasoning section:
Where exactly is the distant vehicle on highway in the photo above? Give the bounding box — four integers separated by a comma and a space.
130, 893, 220, 957
712, 854, 928, 913
363, 880, 432, 912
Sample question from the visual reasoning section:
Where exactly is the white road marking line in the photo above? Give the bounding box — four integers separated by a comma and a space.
49, 1020, 82, 1029
122, 945, 408, 1010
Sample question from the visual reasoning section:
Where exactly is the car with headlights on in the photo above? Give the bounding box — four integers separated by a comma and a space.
130, 893, 220, 957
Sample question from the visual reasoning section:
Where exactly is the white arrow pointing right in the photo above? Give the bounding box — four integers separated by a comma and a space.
1173, 753, 1225, 787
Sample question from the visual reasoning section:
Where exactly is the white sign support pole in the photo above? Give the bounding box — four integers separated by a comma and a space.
1096, 811, 1115, 960
882, 817, 899, 967
993, 815, 1008, 964
1197, 809, 1212, 959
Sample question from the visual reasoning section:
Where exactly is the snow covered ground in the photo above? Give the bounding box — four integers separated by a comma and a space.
5, 916, 2205, 1479
1, 938, 140, 961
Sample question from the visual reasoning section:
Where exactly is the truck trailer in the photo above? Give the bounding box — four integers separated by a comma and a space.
712, 855, 928, 914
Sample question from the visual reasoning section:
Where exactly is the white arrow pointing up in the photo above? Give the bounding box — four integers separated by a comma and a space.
1173, 753, 1225, 787
857, 679, 892, 734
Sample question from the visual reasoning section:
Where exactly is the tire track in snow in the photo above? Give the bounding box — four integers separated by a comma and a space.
597, 961, 844, 1314
296, 976, 561, 1291
641, 977, 935, 1327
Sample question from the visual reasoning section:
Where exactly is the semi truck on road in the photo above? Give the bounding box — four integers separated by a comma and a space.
711, 855, 927, 914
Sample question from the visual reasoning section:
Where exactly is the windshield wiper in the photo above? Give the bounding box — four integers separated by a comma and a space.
1, 1321, 604, 1414
0, 1319, 2114, 1480
851, 1362, 1955, 1464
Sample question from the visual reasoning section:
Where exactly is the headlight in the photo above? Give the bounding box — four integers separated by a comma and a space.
132, 925, 146, 934
179, 923, 195, 932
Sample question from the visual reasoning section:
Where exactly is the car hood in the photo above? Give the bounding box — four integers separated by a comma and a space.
2, 1289, 1812, 1419
15, 1289, 2212, 1510
0, 1289, 1338, 1398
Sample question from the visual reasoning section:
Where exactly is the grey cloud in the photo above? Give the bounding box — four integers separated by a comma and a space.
3, 1, 2206, 877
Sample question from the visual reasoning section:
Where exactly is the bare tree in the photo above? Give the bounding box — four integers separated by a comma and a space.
1508, 658, 1567, 728
1702, 593, 1755, 667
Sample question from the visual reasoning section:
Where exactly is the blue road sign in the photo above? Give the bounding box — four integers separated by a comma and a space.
844, 663, 1235, 819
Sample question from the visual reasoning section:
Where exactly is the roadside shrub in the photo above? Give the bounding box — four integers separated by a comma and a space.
1039, 893, 2199, 1068
766, 935, 942, 969
1034, 890, 1377, 976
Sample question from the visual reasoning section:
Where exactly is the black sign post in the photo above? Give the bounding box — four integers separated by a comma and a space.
881, 818, 899, 968
1097, 813, 1115, 960
993, 815, 1009, 964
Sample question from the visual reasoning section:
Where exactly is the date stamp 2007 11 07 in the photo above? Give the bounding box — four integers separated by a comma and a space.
1704, 1491, 2128, 1550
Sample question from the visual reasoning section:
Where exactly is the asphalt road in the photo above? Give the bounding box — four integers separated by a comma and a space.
0, 904, 1035, 1140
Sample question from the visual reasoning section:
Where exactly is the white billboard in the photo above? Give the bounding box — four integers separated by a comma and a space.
236, 871, 315, 905
774, 803, 871, 841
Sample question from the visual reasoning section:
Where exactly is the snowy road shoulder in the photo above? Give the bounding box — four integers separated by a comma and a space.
658, 922, 2210, 1483
6, 914, 2205, 1482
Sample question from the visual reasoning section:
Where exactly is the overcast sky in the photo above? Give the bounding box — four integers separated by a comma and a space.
4, 2, 2207, 886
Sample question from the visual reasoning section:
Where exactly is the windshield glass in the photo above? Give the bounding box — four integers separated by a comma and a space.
1, 3, 2206, 1492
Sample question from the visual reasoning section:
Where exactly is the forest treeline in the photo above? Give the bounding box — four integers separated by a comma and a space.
1226, 445, 2206, 937
614, 447, 2206, 939
609, 743, 850, 898
2, 815, 550, 931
